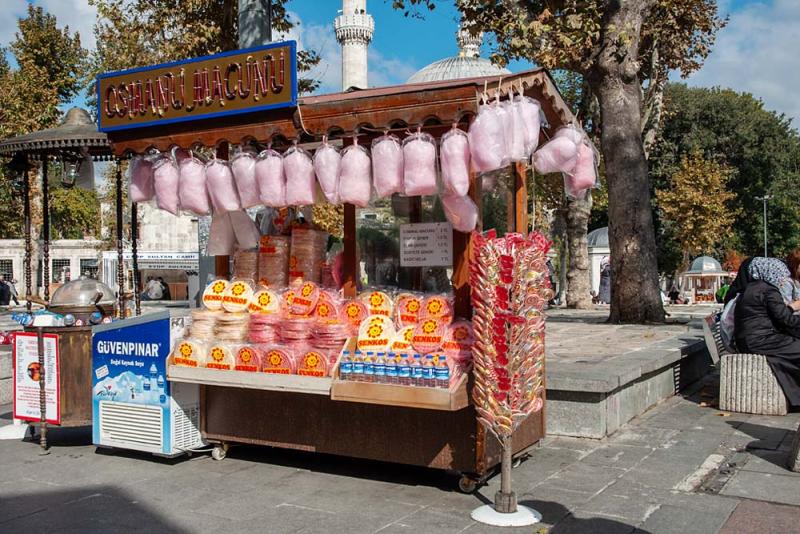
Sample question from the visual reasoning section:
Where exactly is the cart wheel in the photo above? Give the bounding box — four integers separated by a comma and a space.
458, 475, 479, 494
211, 444, 227, 461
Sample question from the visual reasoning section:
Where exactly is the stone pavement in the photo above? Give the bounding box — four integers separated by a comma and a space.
2, 386, 800, 534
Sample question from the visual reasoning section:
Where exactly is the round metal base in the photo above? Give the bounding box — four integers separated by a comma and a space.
470, 505, 542, 527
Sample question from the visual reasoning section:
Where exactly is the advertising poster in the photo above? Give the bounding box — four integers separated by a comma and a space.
13, 332, 60, 425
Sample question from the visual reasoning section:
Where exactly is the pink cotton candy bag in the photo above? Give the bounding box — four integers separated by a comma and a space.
152, 155, 180, 215
255, 148, 286, 207
313, 139, 341, 204
129, 156, 155, 203
515, 92, 542, 157
440, 128, 470, 196
231, 149, 260, 208
532, 125, 582, 175
468, 102, 506, 173
402, 131, 438, 196
206, 158, 241, 213
178, 154, 210, 215
338, 139, 372, 207
283, 145, 316, 206
371, 134, 404, 198
441, 193, 478, 233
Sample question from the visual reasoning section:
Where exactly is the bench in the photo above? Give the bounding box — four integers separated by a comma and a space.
702, 314, 788, 416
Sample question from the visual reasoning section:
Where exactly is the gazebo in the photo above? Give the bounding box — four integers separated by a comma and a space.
587, 226, 610, 296
680, 255, 730, 303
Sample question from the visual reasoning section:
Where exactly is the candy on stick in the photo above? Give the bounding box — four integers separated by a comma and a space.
371, 134, 404, 198
255, 148, 286, 207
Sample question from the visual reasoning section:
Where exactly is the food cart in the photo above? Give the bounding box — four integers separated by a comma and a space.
98, 41, 578, 490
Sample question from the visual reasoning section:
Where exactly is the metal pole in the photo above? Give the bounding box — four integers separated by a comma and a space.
23, 163, 32, 313
37, 327, 48, 452
42, 158, 50, 302
131, 200, 141, 316
756, 195, 772, 257
115, 161, 125, 317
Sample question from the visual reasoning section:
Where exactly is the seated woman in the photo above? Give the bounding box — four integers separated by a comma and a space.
734, 257, 800, 406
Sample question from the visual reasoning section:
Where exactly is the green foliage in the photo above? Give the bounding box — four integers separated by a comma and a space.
650, 84, 800, 258
48, 180, 100, 239
0, 175, 24, 238
88, 0, 321, 98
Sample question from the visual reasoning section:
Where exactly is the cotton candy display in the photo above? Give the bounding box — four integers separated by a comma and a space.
402, 132, 438, 196
152, 156, 180, 215
565, 142, 597, 199
231, 150, 260, 208
468, 103, 506, 172
532, 125, 582, 175
207, 213, 236, 256
371, 134, 404, 198
338, 141, 372, 207
313, 141, 341, 204
440, 128, 471, 196
442, 193, 479, 233
229, 210, 260, 251
255, 149, 286, 208
283, 146, 316, 206
501, 99, 526, 162
206, 159, 241, 213
178, 155, 210, 215
516, 94, 541, 157
129, 156, 155, 202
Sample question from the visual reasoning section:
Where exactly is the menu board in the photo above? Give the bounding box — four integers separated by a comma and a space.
13, 332, 60, 425
400, 222, 453, 267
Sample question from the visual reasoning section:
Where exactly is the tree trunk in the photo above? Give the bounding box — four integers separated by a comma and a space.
589, 0, 665, 323
566, 192, 593, 308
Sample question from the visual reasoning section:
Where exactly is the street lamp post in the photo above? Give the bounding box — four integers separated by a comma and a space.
755, 195, 773, 257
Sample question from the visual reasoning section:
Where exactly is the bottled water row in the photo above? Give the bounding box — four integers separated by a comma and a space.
339, 350, 450, 388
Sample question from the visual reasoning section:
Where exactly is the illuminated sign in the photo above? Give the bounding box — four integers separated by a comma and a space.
96, 41, 297, 132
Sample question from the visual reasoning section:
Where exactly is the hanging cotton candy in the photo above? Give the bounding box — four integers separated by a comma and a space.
532, 125, 583, 175
231, 150, 260, 208
371, 134, 404, 198
206, 159, 241, 213
442, 193, 478, 233
468, 104, 506, 173
313, 142, 341, 204
178, 156, 210, 215
565, 142, 597, 199
283, 147, 316, 206
129, 156, 154, 203
515, 94, 541, 157
440, 128, 471, 196
207, 213, 236, 256
501, 100, 526, 162
339, 142, 372, 207
255, 149, 286, 207
153, 157, 180, 215
402, 132, 438, 196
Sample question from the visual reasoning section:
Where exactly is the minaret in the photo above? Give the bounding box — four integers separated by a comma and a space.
334, 0, 374, 90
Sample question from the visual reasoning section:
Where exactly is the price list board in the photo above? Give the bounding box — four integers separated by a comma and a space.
399, 222, 453, 267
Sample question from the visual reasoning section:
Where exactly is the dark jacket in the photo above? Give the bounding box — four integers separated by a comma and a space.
734, 280, 800, 353
725, 256, 755, 305
0, 282, 9, 306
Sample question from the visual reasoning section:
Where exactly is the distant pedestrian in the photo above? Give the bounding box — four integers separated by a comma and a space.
0, 275, 10, 306
598, 258, 611, 304
8, 279, 19, 305
141, 276, 163, 301
158, 277, 171, 300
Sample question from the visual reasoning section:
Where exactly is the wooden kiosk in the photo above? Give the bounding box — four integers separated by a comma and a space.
101, 47, 577, 489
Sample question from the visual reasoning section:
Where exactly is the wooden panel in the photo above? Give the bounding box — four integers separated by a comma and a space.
343, 203, 357, 298
168, 365, 332, 395
514, 162, 529, 233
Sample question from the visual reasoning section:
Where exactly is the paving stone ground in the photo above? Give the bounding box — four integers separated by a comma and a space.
2, 387, 799, 534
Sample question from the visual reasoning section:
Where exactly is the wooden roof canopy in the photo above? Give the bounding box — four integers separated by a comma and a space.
106, 68, 577, 156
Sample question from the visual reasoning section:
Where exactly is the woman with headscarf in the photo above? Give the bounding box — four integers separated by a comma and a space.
734, 257, 800, 405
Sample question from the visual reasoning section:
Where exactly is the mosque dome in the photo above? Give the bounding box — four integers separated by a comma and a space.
407, 27, 511, 84
685, 255, 727, 275
587, 227, 609, 249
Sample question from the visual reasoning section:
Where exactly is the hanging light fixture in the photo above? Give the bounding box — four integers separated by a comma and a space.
60, 151, 82, 187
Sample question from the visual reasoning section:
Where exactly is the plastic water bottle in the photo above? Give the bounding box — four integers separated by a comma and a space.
352, 350, 365, 382
385, 352, 398, 384
398, 353, 412, 386
363, 351, 376, 383
340, 350, 353, 381
373, 352, 387, 383
435, 357, 451, 389
422, 355, 436, 387
410, 354, 424, 387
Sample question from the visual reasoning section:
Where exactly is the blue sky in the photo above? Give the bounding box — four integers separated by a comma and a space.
0, 0, 798, 122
